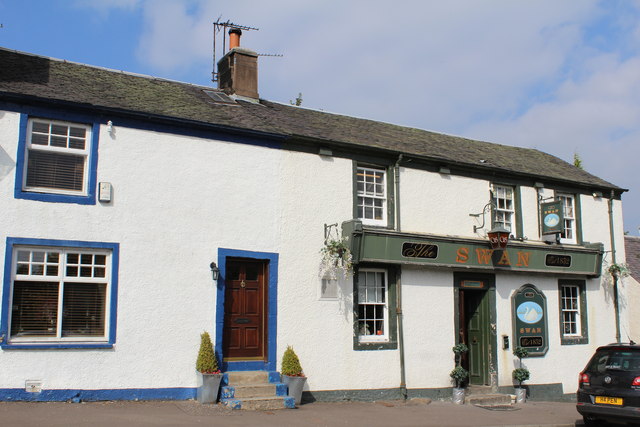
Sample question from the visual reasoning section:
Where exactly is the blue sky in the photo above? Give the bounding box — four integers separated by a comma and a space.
1, 0, 639, 237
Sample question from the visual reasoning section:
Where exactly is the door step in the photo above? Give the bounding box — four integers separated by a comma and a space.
220, 371, 295, 410
466, 393, 513, 406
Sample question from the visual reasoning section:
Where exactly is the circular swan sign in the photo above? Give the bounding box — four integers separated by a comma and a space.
516, 301, 543, 324
544, 213, 560, 228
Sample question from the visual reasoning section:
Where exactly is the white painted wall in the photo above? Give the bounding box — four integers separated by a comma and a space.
0, 107, 628, 398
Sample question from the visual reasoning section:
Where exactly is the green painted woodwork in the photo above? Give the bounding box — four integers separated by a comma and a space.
558, 279, 589, 345
342, 220, 603, 277
352, 161, 396, 229
466, 290, 491, 385
352, 264, 398, 351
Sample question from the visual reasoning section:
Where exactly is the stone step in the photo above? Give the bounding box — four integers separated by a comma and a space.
226, 371, 271, 385
221, 383, 288, 399
221, 396, 295, 411
466, 385, 494, 396
466, 393, 512, 406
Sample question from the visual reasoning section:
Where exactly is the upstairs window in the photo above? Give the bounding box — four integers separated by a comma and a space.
15, 114, 98, 205
491, 184, 515, 232
25, 119, 90, 193
557, 193, 577, 244
356, 166, 387, 226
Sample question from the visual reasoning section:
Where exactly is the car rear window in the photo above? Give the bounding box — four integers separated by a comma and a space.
587, 349, 640, 373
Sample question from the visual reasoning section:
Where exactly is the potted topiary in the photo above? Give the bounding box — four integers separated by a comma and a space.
196, 331, 223, 404
450, 343, 469, 404
512, 346, 530, 403
281, 345, 306, 405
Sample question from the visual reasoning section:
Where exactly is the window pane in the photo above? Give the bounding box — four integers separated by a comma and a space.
11, 281, 59, 337
51, 124, 68, 136
26, 150, 85, 191
94, 255, 106, 265
31, 133, 48, 145
61, 282, 106, 337
32, 121, 49, 133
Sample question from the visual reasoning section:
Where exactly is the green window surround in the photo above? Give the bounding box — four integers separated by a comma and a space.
353, 162, 396, 229
558, 279, 588, 345
353, 264, 398, 351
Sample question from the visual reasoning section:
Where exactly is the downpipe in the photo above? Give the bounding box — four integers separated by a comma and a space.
608, 190, 621, 343
394, 155, 407, 400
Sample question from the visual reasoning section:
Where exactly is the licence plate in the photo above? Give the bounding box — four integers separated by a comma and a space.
595, 396, 623, 405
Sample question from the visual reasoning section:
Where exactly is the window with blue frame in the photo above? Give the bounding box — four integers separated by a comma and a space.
2, 238, 118, 348
15, 115, 99, 205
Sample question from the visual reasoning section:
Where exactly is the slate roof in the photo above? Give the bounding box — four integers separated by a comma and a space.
0, 47, 623, 191
625, 236, 640, 282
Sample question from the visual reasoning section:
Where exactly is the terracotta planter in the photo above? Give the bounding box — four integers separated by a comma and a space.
282, 375, 307, 405
196, 372, 223, 404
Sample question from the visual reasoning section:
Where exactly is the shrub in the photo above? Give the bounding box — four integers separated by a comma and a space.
196, 331, 220, 374
281, 345, 304, 377
450, 366, 469, 388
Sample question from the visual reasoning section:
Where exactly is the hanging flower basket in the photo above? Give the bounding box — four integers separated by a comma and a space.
320, 237, 353, 279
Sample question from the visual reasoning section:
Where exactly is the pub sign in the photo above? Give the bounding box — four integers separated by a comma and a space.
541, 200, 564, 235
512, 284, 548, 356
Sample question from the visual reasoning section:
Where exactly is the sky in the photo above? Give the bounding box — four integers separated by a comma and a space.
1, 0, 639, 236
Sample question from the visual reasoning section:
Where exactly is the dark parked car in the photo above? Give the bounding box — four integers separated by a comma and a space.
577, 342, 640, 426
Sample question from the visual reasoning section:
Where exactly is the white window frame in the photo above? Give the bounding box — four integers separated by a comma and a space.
557, 193, 576, 244
356, 269, 389, 343
356, 166, 387, 226
23, 118, 91, 196
560, 284, 581, 337
9, 245, 112, 344
491, 184, 515, 233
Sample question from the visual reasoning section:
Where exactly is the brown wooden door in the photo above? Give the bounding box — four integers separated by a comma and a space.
223, 259, 267, 360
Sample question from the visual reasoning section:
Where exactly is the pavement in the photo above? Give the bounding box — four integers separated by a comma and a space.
0, 399, 586, 427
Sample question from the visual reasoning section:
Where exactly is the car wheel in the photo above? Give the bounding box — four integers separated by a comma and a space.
582, 415, 602, 427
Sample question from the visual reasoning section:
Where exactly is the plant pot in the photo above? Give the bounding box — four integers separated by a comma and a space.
452, 387, 465, 405
196, 372, 223, 404
282, 375, 307, 405
515, 387, 527, 404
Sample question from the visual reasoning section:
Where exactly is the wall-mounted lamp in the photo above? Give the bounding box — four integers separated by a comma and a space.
592, 191, 603, 198
318, 148, 333, 157
439, 166, 451, 174
534, 182, 544, 189
209, 262, 220, 281
487, 225, 510, 250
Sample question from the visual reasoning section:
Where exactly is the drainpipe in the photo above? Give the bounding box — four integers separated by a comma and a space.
397, 269, 407, 400
394, 154, 403, 231
608, 190, 621, 343
394, 154, 407, 400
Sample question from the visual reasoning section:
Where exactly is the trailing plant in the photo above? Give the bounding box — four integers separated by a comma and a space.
281, 345, 304, 377
450, 343, 469, 388
608, 263, 630, 279
320, 237, 353, 279
196, 331, 220, 374
512, 346, 529, 388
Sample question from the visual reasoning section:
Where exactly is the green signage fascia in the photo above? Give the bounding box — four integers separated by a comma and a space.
342, 220, 603, 277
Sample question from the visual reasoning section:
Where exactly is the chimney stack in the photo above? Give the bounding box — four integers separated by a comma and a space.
217, 28, 259, 99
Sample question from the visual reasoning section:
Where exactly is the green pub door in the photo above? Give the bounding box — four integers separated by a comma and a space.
456, 274, 496, 386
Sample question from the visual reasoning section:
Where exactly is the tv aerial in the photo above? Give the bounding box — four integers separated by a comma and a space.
212, 18, 282, 83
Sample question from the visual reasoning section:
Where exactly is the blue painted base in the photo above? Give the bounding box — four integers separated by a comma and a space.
0, 387, 196, 402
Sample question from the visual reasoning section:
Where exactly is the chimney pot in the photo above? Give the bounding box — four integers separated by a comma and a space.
229, 28, 242, 49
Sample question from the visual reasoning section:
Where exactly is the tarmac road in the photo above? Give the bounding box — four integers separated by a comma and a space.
0, 399, 585, 427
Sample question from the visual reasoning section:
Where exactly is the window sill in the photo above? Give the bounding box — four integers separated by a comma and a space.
560, 336, 588, 345
1, 342, 113, 350
354, 340, 397, 351
15, 190, 96, 205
